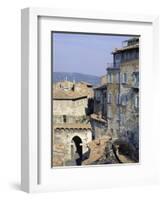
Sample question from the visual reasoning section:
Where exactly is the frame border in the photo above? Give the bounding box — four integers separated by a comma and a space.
21, 7, 159, 193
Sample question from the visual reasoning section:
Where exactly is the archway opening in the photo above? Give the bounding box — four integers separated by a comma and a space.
71, 136, 83, 165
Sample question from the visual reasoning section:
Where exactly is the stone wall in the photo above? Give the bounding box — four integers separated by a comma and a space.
53, 115, 88, 124
53, 97, 88, 116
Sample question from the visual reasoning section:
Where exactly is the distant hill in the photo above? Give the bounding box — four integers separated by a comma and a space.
53, 72, 100, 86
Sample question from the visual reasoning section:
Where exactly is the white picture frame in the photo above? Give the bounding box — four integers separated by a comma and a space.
21, 7, 159, 193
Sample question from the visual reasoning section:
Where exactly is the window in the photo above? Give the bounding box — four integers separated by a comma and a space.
95, 91, 100, 101
134, 95, 139, 108
122, 73, 127, 84
116, 73, 120, 83
107, 106, 112, 119
115, 53, 121, 61
127, 52, 131, 60
108, 73, 113, 83
63, 115, 67, 123
116, 94, 121, 105
122, 95, 127, 106
132, 72, 139, 87
123, 52, 127, 61
96, 91, 100, 97
100, 95, 103, 103
115, 54, 121, 66
108, 93, 112, 104
116, 112, 120, 121
120, 113, 125, 124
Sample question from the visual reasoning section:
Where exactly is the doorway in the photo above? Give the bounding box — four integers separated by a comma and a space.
71, 136, 83, 165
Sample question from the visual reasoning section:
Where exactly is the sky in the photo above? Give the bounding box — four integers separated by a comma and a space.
53, 32, 133, 77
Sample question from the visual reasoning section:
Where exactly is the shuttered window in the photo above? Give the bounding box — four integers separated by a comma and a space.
107, 106, 112, 119
122, 73, 127, 84
122, 95, 127, 106
108, 93, 112, 104
134, 95, 139, 108
116, 73, 120, 83
116, 94, 121, 105
108, 73, 113, 83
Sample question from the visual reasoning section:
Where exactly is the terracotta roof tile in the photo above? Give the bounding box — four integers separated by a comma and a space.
53, 81, 92, 100
53, 90, 87, 100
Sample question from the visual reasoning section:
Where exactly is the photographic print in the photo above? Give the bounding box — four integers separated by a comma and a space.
52, 32, 139, 167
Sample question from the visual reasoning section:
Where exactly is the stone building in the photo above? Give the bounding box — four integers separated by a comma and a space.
52, 81, 93, 166
106, 37, 139, 150
52, 38, 139, 166
106, 67, 120, 139
117, 38, 139, 149
93, 84, 107, 119
92, 38, 139, 153
90, 84, 109, 139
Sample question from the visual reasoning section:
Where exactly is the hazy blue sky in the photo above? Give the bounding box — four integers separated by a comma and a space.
53, 32, 133, 76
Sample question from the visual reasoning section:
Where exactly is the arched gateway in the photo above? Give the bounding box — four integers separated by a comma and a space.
71, 136, 83, 165
53, 124, 92, 166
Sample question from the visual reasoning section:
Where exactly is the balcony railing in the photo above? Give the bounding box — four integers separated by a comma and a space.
107, 63, 120, 69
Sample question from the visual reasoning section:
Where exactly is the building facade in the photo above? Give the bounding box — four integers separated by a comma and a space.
90, 84, 109, 139
93, 38, 139, 153
106, 67, 120, 139
107, 38, 139, 150
117, 38, 139, 150
52, 81, 93, 166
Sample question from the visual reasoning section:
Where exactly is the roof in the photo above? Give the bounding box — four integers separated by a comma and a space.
53, 80, 92, 100
53, 90, 87, 100
54, 123, 92, 130
80, 81, 93, 86
112, 43, 139, 54
93, 84, 107, 90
